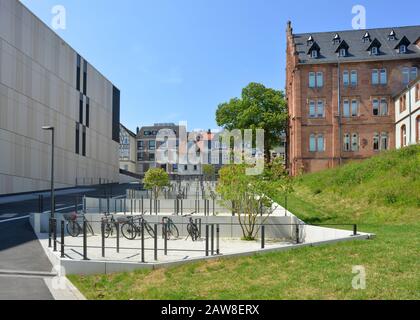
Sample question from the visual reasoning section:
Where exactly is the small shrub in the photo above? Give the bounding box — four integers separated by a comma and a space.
313, 188, 322, 195
384, 191, 398, 205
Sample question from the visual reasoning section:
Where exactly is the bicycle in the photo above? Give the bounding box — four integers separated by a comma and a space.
65, 213, 95, 237
183, 214, 200, 241
102, 213, 120, 238
121, 215, 155, 240
161, 217, 179, 239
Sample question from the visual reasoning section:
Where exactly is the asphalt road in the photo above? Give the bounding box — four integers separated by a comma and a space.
0, 183, 133, 300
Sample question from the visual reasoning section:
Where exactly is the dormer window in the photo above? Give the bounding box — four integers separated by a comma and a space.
362, 32, 371, 43
335, 40, 349, 58
307, 41, 320, 59
399, 45, 407, 54
367, 38, 382, 56
394, 36, 411, 54
332, 33, 341, 45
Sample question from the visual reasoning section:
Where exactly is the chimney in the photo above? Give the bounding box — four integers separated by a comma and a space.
286, 21, 293, 35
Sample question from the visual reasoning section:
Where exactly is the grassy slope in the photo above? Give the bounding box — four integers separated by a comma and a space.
69, 146, 420, 300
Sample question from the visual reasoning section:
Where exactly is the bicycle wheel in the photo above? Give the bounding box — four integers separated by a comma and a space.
187, 224, 199, 241
104, 223, 114, 238
144, 221, 155, 238
66, 221, 81, 237
168, 222, 179, 239
87, 222, 95, 236
121, 223, 137, 240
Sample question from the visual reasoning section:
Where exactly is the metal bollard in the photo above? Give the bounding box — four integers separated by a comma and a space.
141, 220, 145, 263
53, 218, 57, 252
211, 224, 214, 255
83, 220, 88, 260
216, 224, 220, 255
353, 224, 358, 236
48, 218, 52, 248
261, 225, 265, 249
164, 222, 168, 256
154, 224, 158, 261
101, 219, 105, 258
61, 220, 65, 258
205, 225, 209, 257
116, 222, 120, 253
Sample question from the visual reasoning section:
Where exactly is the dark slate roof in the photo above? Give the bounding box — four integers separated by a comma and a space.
293, 25, 420, 64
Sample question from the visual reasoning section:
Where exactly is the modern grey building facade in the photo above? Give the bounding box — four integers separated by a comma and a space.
0, 0, 120, 194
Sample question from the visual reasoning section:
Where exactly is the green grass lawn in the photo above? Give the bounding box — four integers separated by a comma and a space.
68, 146, 420, 300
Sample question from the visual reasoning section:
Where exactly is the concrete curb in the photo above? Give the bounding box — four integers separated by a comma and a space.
0, 269, 57, 278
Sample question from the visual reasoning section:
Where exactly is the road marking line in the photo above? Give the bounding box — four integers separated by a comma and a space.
43, 204, 83, 214
0, 215, 29, 223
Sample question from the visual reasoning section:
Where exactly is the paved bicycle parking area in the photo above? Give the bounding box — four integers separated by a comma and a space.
39, 234, 288, 263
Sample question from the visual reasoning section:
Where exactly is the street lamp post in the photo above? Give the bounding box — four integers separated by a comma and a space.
42, 126, 55, 219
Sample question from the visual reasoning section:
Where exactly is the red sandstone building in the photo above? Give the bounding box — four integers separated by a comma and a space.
285, 22, 420, 175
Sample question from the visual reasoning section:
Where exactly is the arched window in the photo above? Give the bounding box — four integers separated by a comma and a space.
372, 99, 379, 116
309, 134, 316, 152
381, 132, 389, 150
343, 134, 351, 151
401, 125, 407, 147
351, 133, 359, 151
317, 100, 325, 118
416, 116, 420, 143
309, 100, 316, 118
343, 99, 350, 117
351, 100, 359, 117
380, 99, 388, 116
373, 133, 380, 151
317, 134, 325, 152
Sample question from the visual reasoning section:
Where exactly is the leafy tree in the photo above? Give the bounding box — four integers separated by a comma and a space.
143, 168, 170, 199
216, 82, 288, 162
202, 164, 216, 181
216, 163, 286, 240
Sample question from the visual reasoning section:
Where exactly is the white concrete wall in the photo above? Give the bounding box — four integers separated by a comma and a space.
0, 0, 119, 194
32, 212, 295, 240
395, 79, 420, 148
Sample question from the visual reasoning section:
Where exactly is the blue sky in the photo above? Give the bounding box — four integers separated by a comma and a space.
22, 0, 420, 132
